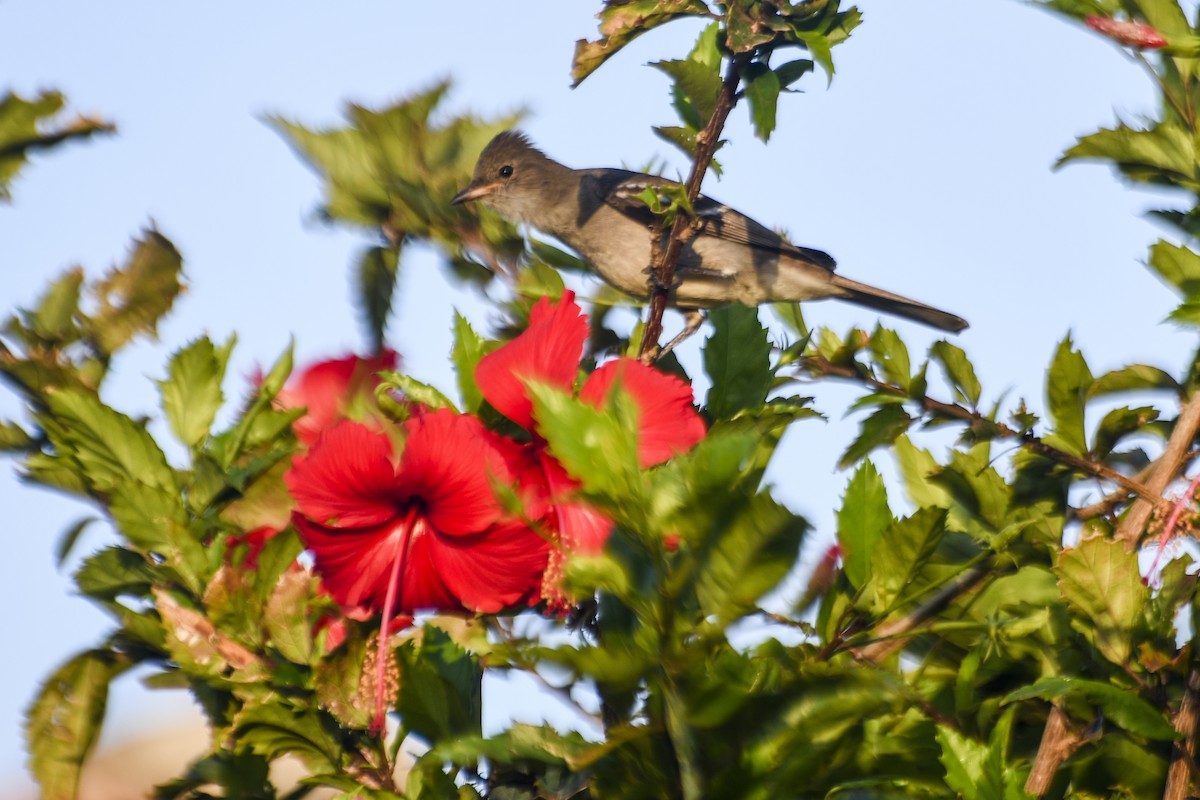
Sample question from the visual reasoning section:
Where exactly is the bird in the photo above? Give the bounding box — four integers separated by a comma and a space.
452, 131, 967, 351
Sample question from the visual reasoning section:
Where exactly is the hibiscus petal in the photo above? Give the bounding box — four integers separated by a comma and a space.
431, 520, 551, 613
579, 358, 706, 468
276, 351, 399, 445
540, 454, 612, 555
474, 291, 588, 431
395, 409, 509, 536
286, 421, 398, 527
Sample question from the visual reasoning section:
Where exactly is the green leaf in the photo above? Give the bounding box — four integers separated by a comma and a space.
529, 383, 643, 506
891, 436, 952, 511
25, 649, 125, 800
930, 341, 982, 406
743, 61, 782, 141
571, 0, 711, 86
54, 516, 97, 569
1059, 122, 1196, 189
837, 460, 894, 589
358, 245, 401, 354
704, 305, 773, 419
863, 507, 947, 614
1147, 240, 1200, 296
775, 58, 815, 90
87, 230, 185, 356
1091, 405, 1159, 460
264, 571, 317, 665
235, 703, 340, 773
1002, 676, 1177, 741
158, 335, 234, 448
1088, 363, 1179, 398
936, 725, 992, 800
378, 371, 458, 414
74, 546, 159, 600
452, 313, 494, 415
653, 53, 721, 124
396, 625, 483, 742
0, 91, 114, 202
29, 268, 84, 342
41, 389, 177, 494
869, 326, 912, 392
693, 493, 810, 622
1056, 535, 1149, 665
839, 403, 913, 469
1045, 335, 1092, 456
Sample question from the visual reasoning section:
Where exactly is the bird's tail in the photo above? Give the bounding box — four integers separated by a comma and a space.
830, 274, 968, 333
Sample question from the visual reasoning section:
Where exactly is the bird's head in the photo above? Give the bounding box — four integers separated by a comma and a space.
451, 130, 560, 222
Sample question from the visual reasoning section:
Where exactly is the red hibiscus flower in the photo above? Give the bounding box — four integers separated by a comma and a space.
474, 291, 706, 605
275, 350, 400, 446
286, 408, 549, 729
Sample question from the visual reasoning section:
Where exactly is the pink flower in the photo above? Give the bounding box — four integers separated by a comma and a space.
1085, 15, 1167, 49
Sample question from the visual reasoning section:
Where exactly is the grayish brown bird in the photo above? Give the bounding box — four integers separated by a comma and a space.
453, 131, 967, 343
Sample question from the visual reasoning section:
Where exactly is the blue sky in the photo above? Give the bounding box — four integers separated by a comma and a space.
0, 0, 1188, 789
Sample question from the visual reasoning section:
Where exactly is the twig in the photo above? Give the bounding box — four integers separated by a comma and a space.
849, 565, 989, 663
801, 354, 1161, 505
1115, 391, 1200, 547
1025, 705, 1085, 796
639, 57, 746, 359
1072, 460, 1165, 520
1165, 666, 1200, 800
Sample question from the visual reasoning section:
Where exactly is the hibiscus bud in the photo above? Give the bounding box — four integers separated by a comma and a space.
663, 531, 681, 552
1085, 15, 1168, 49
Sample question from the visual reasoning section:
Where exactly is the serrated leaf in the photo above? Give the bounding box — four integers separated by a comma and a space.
30, 268, 84, 342
1088, 363, 1179, 397
1057, 536, 1149, 665
930, 340, 982, 406
1002, 676, 1176, 741
25, 650, 125, 800
159, 335, 234, 448
743, 61, 781, 141
234, 703, 340, 773
396, 625, 482, 743
87, 231, 184, 355
839, 403, 913, 469
1147, 240, 1200, 297
863, 507, 946, 614
1059, 122, 1195, 189
451, 313, 494, 415
1091, 405, 1159, 460
571, 0, 711, 86
358, 245, 401, 354
869, 326, 912, 391
378, 371, 458, 413
704, 305, 772, 419
74, 546, 160, 601
41, 389, 177, 494
837, 460, 893, 589
1045, 335, 1092, 456
0, 91, 114, 202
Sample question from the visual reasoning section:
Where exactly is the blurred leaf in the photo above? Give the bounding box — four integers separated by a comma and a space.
357, 245, 401, 354
26, 649, 125, 800
397, 625, 483, 743
158, 335, 234, 448
930, 340, 982, 406
235, 703, 340, 774
863, 507, 946, 614
265, 570, 317, 665
1003, 676, 1176, 740
1089, 363, 1179, 397
1057, 536, 1149, 665
704, 305, 772, 419
28, 268, 84, 343
869, 326, 912, 392
572, 0, 711, 86
0, 91, 114, 202
1045, 335, 1092, 456
1091, 405, 1159, 460
87, 230, 184, 356
54, 516, 98, 569
1059, 122, 1197, 189
41, 389, 177, 495
743, 61, 781, 141
839, 404, 913, 469
837, 459, 893, 589
452, 313, 494, 415
378, 371, 458, 413
1147, 240, 1200, 296
74, 546, 159, 601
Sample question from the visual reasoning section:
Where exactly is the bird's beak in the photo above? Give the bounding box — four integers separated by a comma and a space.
451, 181, 498, 205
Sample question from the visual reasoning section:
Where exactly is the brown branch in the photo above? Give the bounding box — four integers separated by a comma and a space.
849, 565, 989, 663
1025, 705, 1085, 796
1114, 391, 1200, 547
1166, 666, 1200, 800
1072, 460, 1165, 520
801, 354, 1162, 505
639, 58, 746, 359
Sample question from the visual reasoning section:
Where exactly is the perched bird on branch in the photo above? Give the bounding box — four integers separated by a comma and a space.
453, 131, 967, 350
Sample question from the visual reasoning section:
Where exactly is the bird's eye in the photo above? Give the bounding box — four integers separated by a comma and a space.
499, 165, 513, 178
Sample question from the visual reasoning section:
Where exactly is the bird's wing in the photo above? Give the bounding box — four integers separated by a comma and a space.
582, 169, 838, 272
